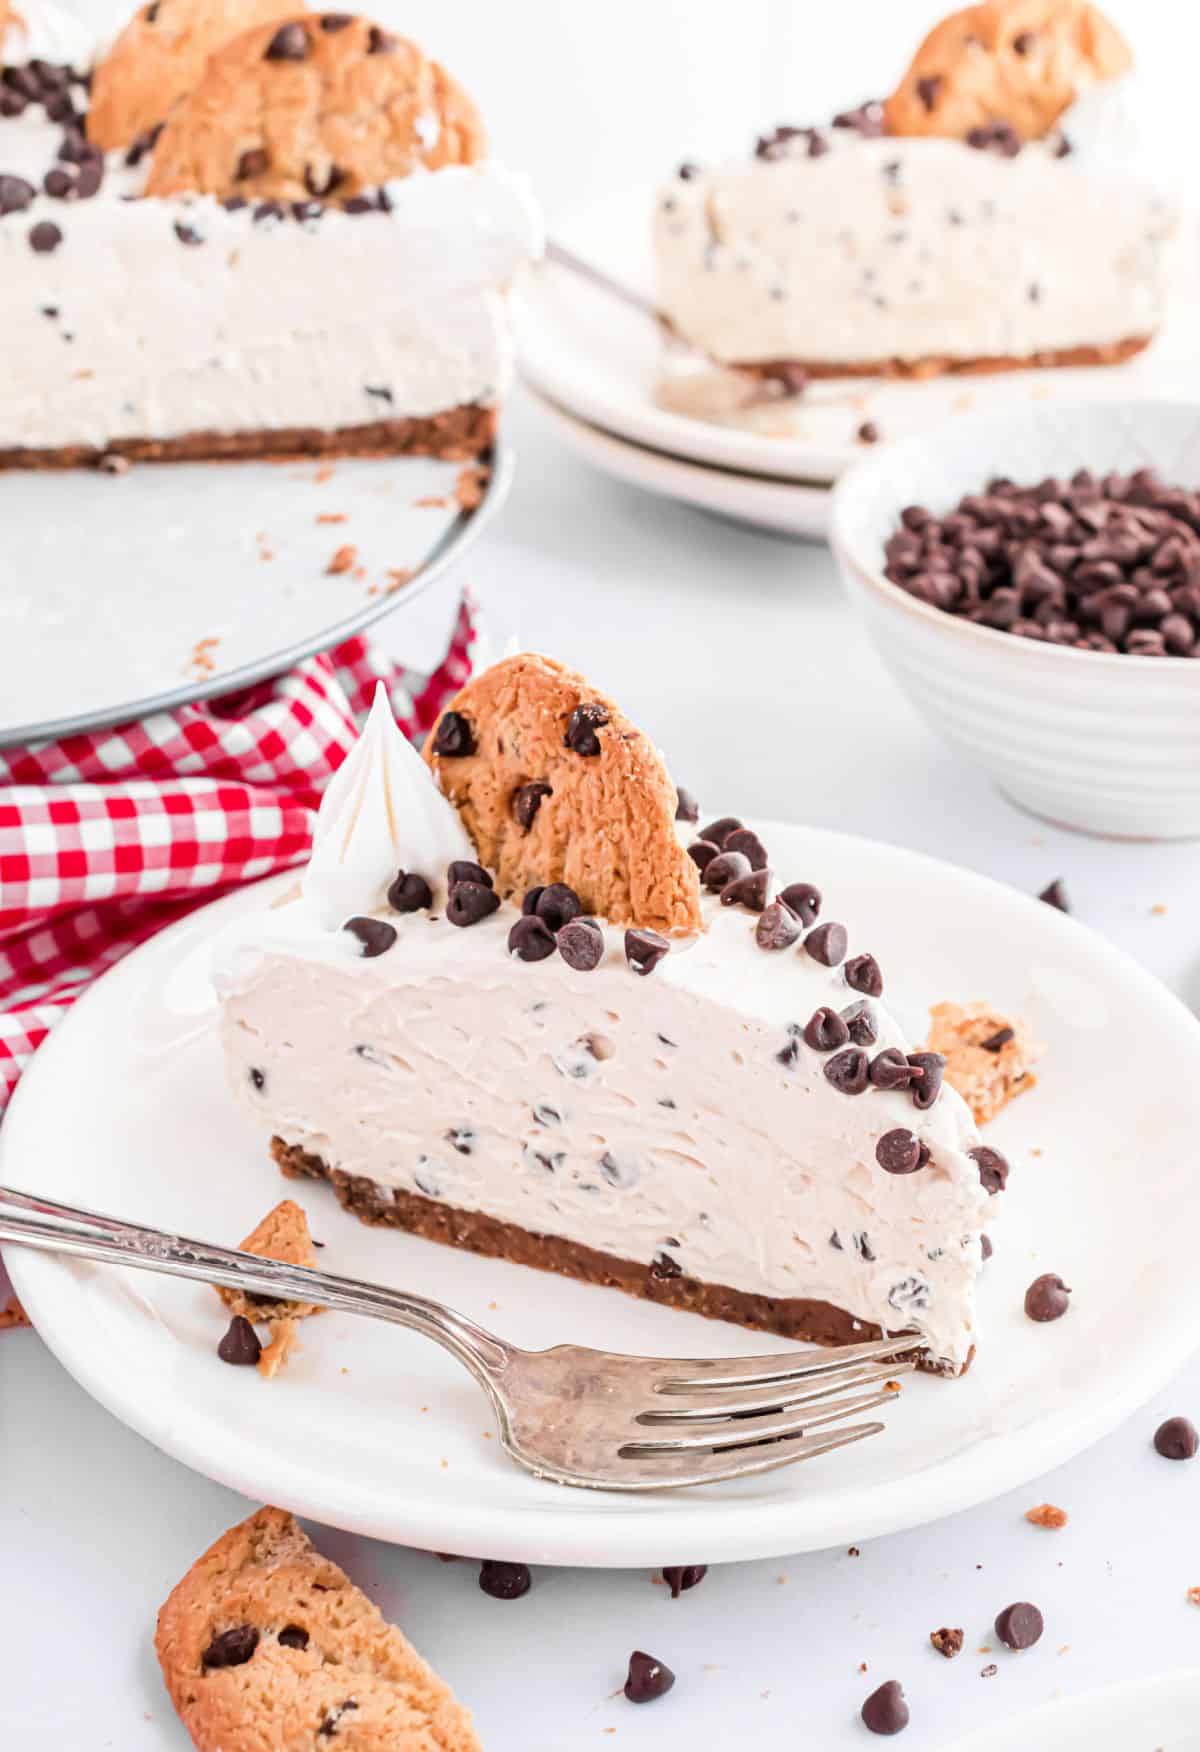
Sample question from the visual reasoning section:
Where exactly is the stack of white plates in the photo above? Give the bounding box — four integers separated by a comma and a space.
517, 185, 1200, 540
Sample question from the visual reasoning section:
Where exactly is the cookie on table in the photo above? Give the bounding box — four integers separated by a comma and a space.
927, 999, 1040, 1125
156, 1507, 481, 1752
424, 653, 704, 936
87, 0, 304, 151
216, 1198, 321, 1377
883, 0, 1131, 142
145, 11, 485, 202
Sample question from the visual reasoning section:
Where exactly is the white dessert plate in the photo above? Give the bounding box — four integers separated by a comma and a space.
529, 389, 831, 539
943, 1668, 1200, 1752
0, 445, 511, 748
517, 185, 1200, 486
5, 820, 1200, 1567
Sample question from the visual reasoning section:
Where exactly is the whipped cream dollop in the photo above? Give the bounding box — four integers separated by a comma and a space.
302, 683, 473, 929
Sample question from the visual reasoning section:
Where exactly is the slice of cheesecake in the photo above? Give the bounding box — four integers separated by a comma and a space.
213, 657, 998, 1374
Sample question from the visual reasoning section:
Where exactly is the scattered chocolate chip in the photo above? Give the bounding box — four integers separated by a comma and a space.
907, 1051, 945, 1110
249, 1067, 266, 1091
824, 1046, 870, 1095
756, 900, 801, 951
755, 124, 826, 161
930, 1627, 963, 1659
344, 916, 397, 958
626, 928, 669, 976
994, 1602, 1044, 1651
367, 24, 395, 52
387, 870, 432, 913
966, 120, 1022, 156
677, 160, 700, 180
916, 73, 942, 110
624, 1650, 675, 1703
723, 827, 767, 870
857, 421, 880, 445
776, 1024, 802, 1068
703, 850, 751, 892
875, 1129, 930, 1174
1039, 878, 1070, 911
970, 1145, 1009, 1195
687, 839, 720, 874
303, 161, 344, 197
651, 1250, 683, 1280
277, 1624, 309, 1649
861, 1678, 909, 1735
264, 20, 309, 59
779, 881, 821, 926
173, 219, 203, 245
803, 920, 847, 966
1024, 1272, 1071, 1322
720, 869, 770, 911
841, 1000, 877, 1046
674, 786, 699, 823
804, 1007, 850, 1052
980, 1026, 1014, 1051
28, 220, 62, 254
981, 1233, 993, 1261
508, 915, 556, 962
431, 711, 475, 758
252, 200, 284, 223
833, 99, 885, 136
558, 917, 604, 972
534, 883, 581, 932
512, 782, 552, 829
699, 816, 742, 849
42, 165, 73, 198
521, 886, 545, 916
1153, 1415, 1198, 1460
479, 1559, 531, 1599
446, 883, 500, 928
217, 1315, 262, 1366
0, 175, 35, 215
564, 702, 609, 756
868, 1048, 915, 1090
448, 860, 492, 890
97, 451, 129, 476
202, 1625, 259, 1668
662, 1565, 707, 1598
844, 953, 883, 997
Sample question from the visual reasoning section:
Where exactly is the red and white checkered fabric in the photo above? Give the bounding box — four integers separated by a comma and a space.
0, 594, 477, 1117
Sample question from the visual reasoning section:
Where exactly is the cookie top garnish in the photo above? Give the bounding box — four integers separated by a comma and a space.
424, 654, 703, 936
883, 0, 1131, 142
144, 11, 485, 201
87, 0, 305, 151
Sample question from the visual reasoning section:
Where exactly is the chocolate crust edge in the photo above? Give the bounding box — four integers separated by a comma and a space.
734, 333, 1153, 383
271, 1137, 965, 1376
0, 404, 497, 470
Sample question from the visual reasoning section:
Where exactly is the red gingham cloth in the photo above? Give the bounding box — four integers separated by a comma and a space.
0, 594, 477, 1119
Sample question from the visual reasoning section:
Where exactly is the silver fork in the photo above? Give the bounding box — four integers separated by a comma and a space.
0, 1184, 918, 1492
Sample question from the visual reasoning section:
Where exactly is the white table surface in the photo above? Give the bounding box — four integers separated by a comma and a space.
4, 389, 1199, 1752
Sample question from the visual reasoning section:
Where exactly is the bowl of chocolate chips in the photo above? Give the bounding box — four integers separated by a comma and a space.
830, 401, 1200, 839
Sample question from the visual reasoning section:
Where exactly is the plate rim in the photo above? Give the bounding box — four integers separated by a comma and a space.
0, 441, 512, 751
941, 1666, 1200, 1751
6, 818, 1200, 1566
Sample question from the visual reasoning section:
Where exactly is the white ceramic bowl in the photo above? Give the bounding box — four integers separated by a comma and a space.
830, 401, 1200, 839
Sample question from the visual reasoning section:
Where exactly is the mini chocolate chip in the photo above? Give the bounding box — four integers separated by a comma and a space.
1153, 1416, 1199, 1460
703, 849, 751, 892
970, 1145, 1009, 1195
662, 1564, 707, 1598
844, 953, 883, 997
804, 1007, 850, 1052
776, 1024, 802, 1068
564, 702, 609, 755
626, 928, 669, 976
981, 1233, 993, 1261
841, 1000, 877, 1046
320, 11, 353, 26
876, 1129, 929, 1174
75, 161, 103, 198
907, 1051, 945, 1110
522, 886, 545, 916
804, 921, 847, 966
174, 220, 203, 245
387, 870, 432, 912
674, 786, 699, 823
367, 25, 396, 52
779, 881, 821, 926
344, 916, 397, 958
253, 199, 284, 224
28, 220, 62, 254
699, 816, 742, 848
0, 175, 35, 215
249, 1067, 265, 1091
930, 1627, 963, 1659
1012, 29, 1036, 53
1039, 878, 1070, 911
508, 915, 556, 962
625, 1650, 675, 1703
319, 1701, 358, 1737
43, 166, 73, 198
720, 869, 770, 911
650, 1251, 682, 1279
446, 1127, 476, 1155
723, 827, 767, 870
203, 1625, 259, 1668
861, 1678, 909, 1735
431, 711, 475, 757
512, 782, 552, 829
558, 917, 604, 972
446, 883, 500, 928
217, 1315, 262, 1366
535, 883, 581, 932
479, 1559, 531, 1599
264, 20, 309, 59
1024, 1272, 1070, 1322
916, 73, 942, 109
448, 860, 493, 890
756, 900, 801, 951
981, 1026, 1014, 1051
994, 1602, 1043, 1651
278, 1624, 309, 1649
857, 421, 880, 445
824, 1046, 869, 1094
868, 1047, 915, 1090
304, 161, 344, 197
687, 839, 720, 874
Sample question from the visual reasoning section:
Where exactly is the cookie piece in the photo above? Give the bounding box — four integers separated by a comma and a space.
145, 12, 485, 202
216, 1198, 321, 1377
156, 1507, 481, 1752
0, 1293, 30, 1331
883, 0, 1131, 142
424, 654, 704, 935
87, 0, 303, 151
927, 1000, 1040, 1124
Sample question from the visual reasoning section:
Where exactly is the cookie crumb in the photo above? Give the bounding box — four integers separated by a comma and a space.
0, 1294, 30, 1330
1151, 903, 1168, 916
386, 568, 414, 594
185, 636, 221, 680
455, 464, 490, 510
416, 494, 449, 508
316, 512, 347, 524
980, 1663, 998, 1679
847, 1546, 861, 1557
930, 1627, 963, 1659
1025, 1503, 1068, 1529
1188, 1587, 1200, 1606
326, 544, 357, 575
314, 465, 335, 484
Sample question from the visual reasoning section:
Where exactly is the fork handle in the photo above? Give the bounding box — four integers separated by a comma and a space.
0, 1184, 510, 1384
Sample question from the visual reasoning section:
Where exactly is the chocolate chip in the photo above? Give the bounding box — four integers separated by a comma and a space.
0, 90, 26, 117
521, 887, 545, 916
779, 881, 821, 926
512, 781, 552, 829
868, 1047, 915, 1090
252, 200, 284, 223
907, 1051, 945, 1110
1012, 29, 1036, 53
534, 883, 581, 932
662, 1564, 707, 1598
446, 1127, 476, 1155
651, 1250, 682, 1280
720, 869, 770, 911
367, 25, 396, 52
277, 1624, 309, 1649
43, 166, 73, 198
980, 1026, 1014, 1051
930, 1627, 963, 1659
699, 816, 742, 848
264, 21, 309, 59
479, 1559, 531, 1599
824, 1046, 869, 1094
804, 1007, 850, 1052
558, 917, 604, 971
249, 1067, 265, 1091
876, 1129, 929, 1174
320, 12, 353, 28
702, 850, 751, 892
431, 711, 475, 757
304, 161, 344, 197
841, 1000, 877, 1046
1039, 878, 1070, 911
319, 1701, 358, 1737
28, 220, 62, 253
970, 1145, 1009, 1195
75, 161, 103, 198
448, 860, 492, 890
687, 839, 720, 874
916, 73, 942, 109
1024, 1272, 1070, 1322
756, 901, 801, 951
508, 915, 556, 962
994, 1602, 1043, 1650
857, 421, 880, 445
387, 870, 432, 912
626, 928, 669, 976
344, 916, 397, 958
981, 1233, 993, 1261
803, 921, 847, 967
217, 1315, 262, 1366
446, 883, 500, 928
674, 786, 699, 823
624, 1650, 675, 1703
833, 99, 885, 136
564, 702, 609, 755
174, 219, 203, 245
1153, 1416, 1198, 1460
723, 827, 767, 870
844, 953, 882, 997
776, 1024, 802, 1068
202, 1625, 259, 1668
966, 120, 1021, 156
861, 1678, 909, 1735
